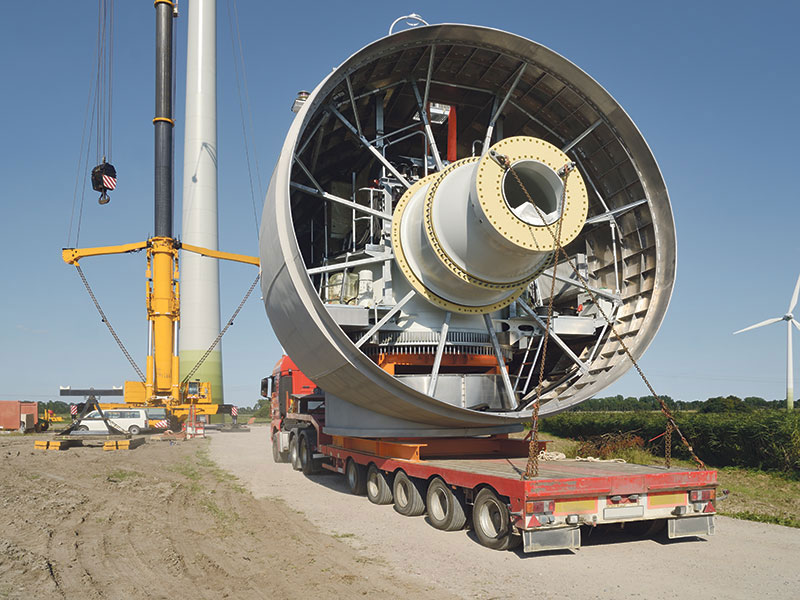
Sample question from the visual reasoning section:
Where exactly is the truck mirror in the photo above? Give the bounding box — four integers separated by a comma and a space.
260, 377, 271, 397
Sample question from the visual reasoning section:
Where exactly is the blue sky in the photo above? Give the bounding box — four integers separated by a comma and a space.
1, 1, 798, 407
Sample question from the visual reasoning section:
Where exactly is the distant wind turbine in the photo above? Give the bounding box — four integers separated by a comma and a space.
734, 274, 800, 410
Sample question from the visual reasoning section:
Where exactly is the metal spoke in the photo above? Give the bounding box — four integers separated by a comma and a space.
345, 74, 363, 137
355, 290, 415, 348
290, 182, 392, 221
585, 198, 648, 225
482, 63, 526, 151
428, 311, 451, 396
516, 301, 590, 374
327, 104, 411, 188
307, 254, 393, 275
539, 268, 621, 302
483, 314, 517, 409
423, 45, 435, 109
561, 119, 602, 153
411, 81, 444, 171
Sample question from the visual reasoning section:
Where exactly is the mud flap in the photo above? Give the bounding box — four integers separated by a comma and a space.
667, 515, 715, 539
522, 526, 580, 553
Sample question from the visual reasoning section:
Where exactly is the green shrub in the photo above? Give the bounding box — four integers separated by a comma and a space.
540, 411, 800, 473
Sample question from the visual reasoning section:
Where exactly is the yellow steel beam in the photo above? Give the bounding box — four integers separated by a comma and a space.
180, 242, 259, 267
62, 241, 149, 265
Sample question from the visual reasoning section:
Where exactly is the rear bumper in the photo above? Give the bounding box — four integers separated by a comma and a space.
668, 515, 715, 539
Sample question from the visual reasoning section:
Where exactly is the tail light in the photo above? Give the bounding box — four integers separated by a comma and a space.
525, 499, 554, 514
689, 489, 715, 502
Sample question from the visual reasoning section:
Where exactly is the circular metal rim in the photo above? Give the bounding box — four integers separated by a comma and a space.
260, 23, 676, 427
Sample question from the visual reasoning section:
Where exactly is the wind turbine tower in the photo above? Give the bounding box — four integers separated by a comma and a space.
180, 0, 224, 404
734, 274, 800, 410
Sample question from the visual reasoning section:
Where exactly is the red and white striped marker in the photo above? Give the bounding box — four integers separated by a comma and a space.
231, 406, 238, 417
70, 404, 77, 416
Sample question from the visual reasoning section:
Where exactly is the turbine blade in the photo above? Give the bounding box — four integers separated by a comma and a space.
790, 273, 800, 313
733, 317, 782, 335
793, 319, 800, 333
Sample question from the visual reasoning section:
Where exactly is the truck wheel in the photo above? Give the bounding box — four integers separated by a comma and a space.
345, 459, 367, 495
392, 471, 426, 516
299, 431, 321, 475
272, 431, 289, 463
472, 488, 521, 551
366, 464, 393, 505
289, 434, 302, 471
128, 425, 142, 435
426, 477, 467, 531
40, 421, 49, 432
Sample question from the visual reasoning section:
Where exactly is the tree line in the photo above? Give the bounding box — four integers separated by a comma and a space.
571, 394, 788, 413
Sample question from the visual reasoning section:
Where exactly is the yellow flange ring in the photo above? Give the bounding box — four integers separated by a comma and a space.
392, 173, 525, 314
474, 136, 588, 251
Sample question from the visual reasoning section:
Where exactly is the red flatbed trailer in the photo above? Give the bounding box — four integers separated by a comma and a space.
265, 357, 717, 554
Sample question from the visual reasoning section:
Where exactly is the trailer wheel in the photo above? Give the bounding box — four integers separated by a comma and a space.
289, 434, 302, 471
271, 430, 289, 463
392, 471, 426, 516
366, 464, 393, 505
40, 421, 49, 432
345, 459, 366, 495
299, 431, 321, 475
426, 477, 467, 531
472, 488, 521, 551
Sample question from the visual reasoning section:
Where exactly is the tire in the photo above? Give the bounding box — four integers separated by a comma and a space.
40, 421, 49, 432
345, 459, 366, 495
272, 430, 289, 463
289, 434, 302, 471
299, 431, 321, 475
472, 488, 521, 551
392, 471, 426, 516
75, 425, 89, 432
426, 477, 467, 531
128, 425, 141, 435
366, 464, 393, 505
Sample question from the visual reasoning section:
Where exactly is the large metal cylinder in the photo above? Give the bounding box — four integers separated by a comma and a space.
260, 24, 676, 436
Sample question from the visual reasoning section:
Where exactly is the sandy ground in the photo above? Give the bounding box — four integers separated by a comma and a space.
0, 432, 453, 600
211, 426, 800, 600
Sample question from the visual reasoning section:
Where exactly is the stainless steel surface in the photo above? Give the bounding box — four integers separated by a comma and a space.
260, 24, 676, 434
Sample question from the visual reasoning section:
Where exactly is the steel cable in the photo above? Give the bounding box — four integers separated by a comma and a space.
504, 158, 705, 474
75, 265, 145, 382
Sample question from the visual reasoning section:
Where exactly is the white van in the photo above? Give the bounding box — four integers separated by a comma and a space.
77, 408, 148, 435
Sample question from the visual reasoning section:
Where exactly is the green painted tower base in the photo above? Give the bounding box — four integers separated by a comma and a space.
180, 350, 224, 423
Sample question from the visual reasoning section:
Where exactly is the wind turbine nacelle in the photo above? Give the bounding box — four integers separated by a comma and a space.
259, 24, 676, 437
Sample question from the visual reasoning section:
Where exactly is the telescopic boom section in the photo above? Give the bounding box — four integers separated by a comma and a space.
150, 1, 179, 401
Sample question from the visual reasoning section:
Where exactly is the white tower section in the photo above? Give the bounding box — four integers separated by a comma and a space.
180, 0, 223, 403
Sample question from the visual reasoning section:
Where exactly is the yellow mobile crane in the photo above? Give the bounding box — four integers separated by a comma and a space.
61, 1, 258, 427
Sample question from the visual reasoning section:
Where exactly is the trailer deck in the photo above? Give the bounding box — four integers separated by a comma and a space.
320, 440, 717, 554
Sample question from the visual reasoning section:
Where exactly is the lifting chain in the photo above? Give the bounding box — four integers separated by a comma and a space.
498, 156, 705, 476
516, 160, 568, 480
182, 272, 261, 385
75, 265, 146, 382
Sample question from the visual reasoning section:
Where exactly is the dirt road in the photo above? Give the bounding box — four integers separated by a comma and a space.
211, 426, 800, 600
0, 433, 453, 600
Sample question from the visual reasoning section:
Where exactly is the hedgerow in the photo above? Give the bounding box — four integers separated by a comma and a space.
540, 411, 800, 473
